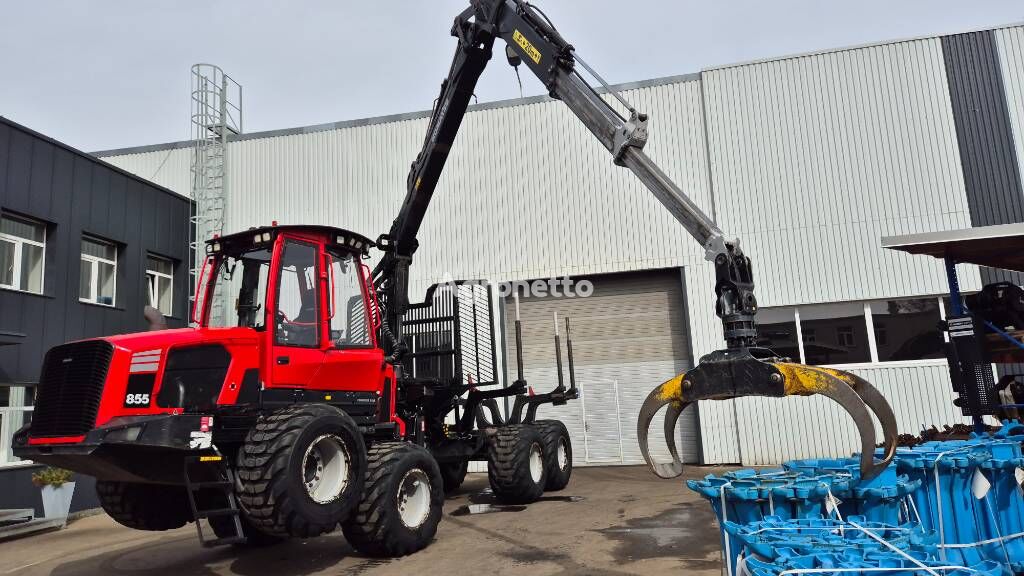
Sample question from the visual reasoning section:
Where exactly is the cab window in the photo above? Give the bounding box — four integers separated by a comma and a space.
327, 250, 370, 347
207, 248, 271, 329
275, 240, 320, 347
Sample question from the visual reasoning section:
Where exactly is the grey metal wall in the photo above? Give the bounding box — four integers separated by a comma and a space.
96, 25, 1024, 465
0, 117, 192, 385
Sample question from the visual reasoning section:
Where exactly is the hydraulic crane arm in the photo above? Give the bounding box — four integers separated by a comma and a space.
375, 0, 898, 479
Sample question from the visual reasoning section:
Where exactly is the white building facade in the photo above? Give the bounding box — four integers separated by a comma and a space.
97, 24, 1024, 467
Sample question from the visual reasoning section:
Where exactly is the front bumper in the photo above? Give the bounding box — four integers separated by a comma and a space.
13, 414, 214, 484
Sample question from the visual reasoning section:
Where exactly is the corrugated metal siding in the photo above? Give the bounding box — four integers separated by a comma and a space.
942, 31, 1024, 226
101, 147, 193, 199
220, 80, 714, 299
703, 37, 979, 309
996, 26, 1024, 205
735, 363, 969, 465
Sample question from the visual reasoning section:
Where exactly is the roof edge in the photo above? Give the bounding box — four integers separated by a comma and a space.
0, 116, 191, 202
92, 72, 700, 158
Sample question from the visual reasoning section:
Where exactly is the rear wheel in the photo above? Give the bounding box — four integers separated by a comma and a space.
236, 403, 366, 538
487, 424, 546, 504
342, 442, 444, 557
95, 481, 192, 531
438, 460, 469, 495
536, 420, 572, 491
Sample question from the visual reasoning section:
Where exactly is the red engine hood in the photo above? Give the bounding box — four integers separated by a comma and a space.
102, 327, 260, 352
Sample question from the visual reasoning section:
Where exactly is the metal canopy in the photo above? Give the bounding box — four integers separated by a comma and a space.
881, 222, 1024, 273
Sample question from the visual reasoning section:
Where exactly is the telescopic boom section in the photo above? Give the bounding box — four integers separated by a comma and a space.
374, 0, 755, 348
376, 0, 898, 480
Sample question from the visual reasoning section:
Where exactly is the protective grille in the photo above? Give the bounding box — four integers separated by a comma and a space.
402, 281, 497, 386
31, 340, 114, 438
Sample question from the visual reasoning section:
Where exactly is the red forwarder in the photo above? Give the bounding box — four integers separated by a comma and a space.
15, 224, 576, 554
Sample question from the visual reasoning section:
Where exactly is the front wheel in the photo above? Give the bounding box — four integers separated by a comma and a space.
236, 403, 366, 538
342, 442, 444, 557
95, 481, 192, 531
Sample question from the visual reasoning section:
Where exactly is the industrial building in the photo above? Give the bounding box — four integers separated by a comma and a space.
0, 116, 192, 514
72, 22, 1024, 469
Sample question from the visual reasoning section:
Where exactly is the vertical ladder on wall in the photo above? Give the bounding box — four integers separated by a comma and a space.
190, 64, 242, 325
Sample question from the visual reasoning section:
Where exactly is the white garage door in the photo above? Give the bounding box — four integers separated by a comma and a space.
504, 268, 700, 466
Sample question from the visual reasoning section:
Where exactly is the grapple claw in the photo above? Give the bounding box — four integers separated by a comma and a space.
775, 363, 898, 479
637, 375, 688, 479
637, 349, 899, 481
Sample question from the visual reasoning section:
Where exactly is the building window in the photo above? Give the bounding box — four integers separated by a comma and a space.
0, 385, 34, 467
800, 302, 871, 365
869, 298, 944, 362
757, 296, 946, 366
0, 213, 45, 294
146, 255, 174, 316
80, 236, 117, 306
755, 306, 800, 361
837, 326, 855, 347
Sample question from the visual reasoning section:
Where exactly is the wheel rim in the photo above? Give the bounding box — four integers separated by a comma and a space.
302, 434, 350, 504
557, 437, 569, 471
529, 442, 543, 483
398, 469, 432, 529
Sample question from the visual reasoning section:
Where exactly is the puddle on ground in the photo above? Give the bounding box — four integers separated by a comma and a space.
468, 489, 585, 505
451, 503, 528, 516
451, 491, 585, 516
598, 501, 720, 565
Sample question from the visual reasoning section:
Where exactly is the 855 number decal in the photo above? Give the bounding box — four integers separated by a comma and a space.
124, 374, 156, 408
125, 393, 151, 406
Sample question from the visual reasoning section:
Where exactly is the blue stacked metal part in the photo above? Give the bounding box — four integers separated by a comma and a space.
688, 422, 1024, 575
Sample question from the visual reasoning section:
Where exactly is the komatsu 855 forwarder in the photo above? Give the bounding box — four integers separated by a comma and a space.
15, 0, 898, 557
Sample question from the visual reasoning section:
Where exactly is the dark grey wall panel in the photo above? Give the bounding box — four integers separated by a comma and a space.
0, 116, 192, 384
943, 31, 1024, 287
942, 31, 1024, 226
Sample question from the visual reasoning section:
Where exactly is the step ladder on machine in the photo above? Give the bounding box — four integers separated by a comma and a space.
183, 452, 247, 547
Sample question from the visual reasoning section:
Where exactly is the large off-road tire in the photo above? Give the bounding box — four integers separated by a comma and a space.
342, 442, 444, 557
95, 481, 192, 531
536, 420, 572, 491
487, 424, 546, 504
438, 460, 469, 495
236, 403, 366, 538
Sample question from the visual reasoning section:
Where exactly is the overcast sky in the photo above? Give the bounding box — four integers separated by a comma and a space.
2, 1, 1023, 153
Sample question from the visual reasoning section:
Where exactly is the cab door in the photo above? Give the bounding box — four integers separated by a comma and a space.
271, 238, 326, 387
311, 249, 385, 394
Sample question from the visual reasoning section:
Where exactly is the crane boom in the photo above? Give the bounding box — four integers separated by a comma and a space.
375, 0, 753, 350
374, 0, 899, 481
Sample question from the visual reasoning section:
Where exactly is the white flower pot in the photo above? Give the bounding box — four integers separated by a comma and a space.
40, 482, 76, 525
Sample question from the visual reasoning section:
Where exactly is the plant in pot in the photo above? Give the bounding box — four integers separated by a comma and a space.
31, 467, 76, 525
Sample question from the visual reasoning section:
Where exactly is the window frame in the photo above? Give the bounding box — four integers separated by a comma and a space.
145, 254, 174, 316
761, 295, 949, 369
0, 213, 46, 295
0, 385, 34, 469
272, 239, 322, 349
80, 236, 118, 307
326, 249, 373, 350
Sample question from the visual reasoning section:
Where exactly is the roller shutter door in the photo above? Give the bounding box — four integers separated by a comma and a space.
504, 268, 699, 466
